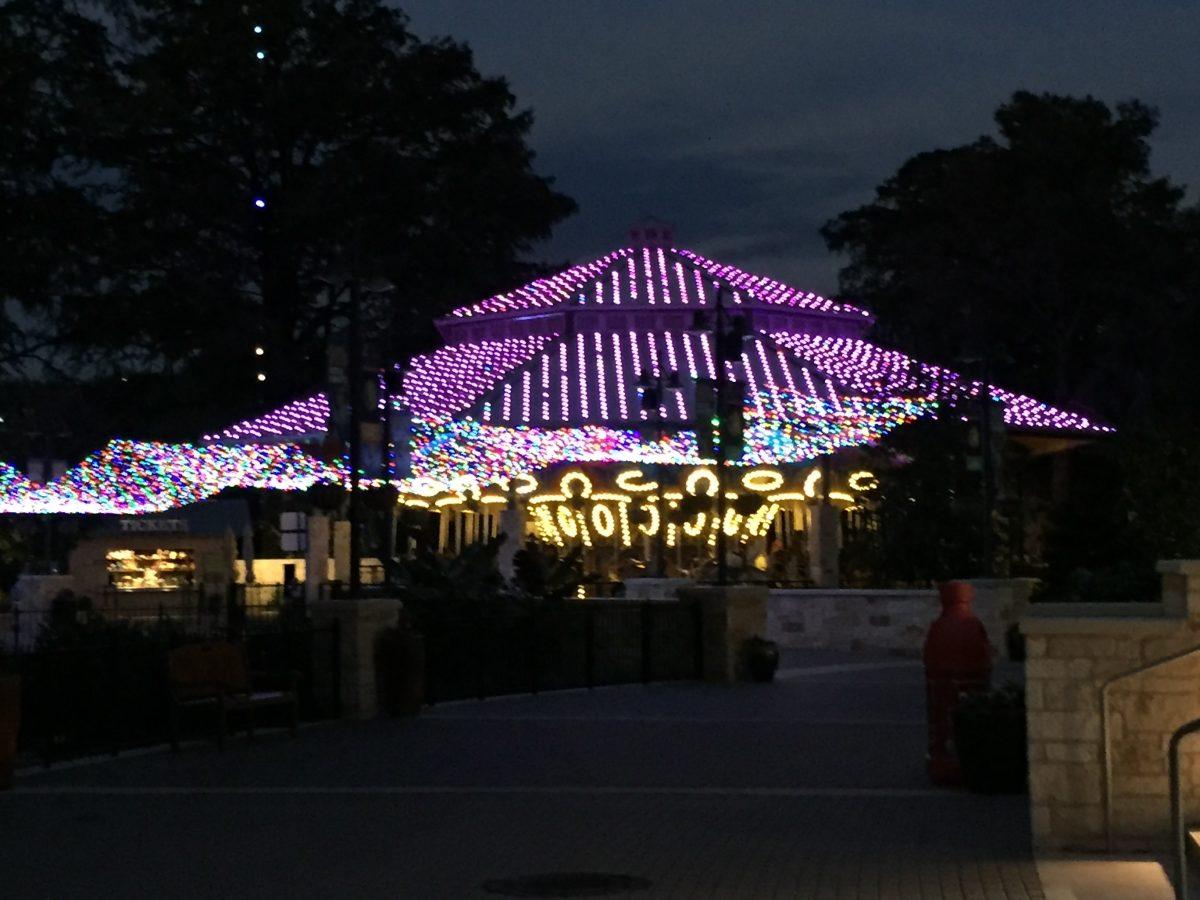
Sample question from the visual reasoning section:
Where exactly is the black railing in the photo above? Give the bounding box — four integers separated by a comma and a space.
5, 598, 341, 765
422, 599, 704, 704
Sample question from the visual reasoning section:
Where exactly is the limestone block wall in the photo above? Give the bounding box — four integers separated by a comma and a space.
1024, 560, 1200, 851
767, 579, 1034, 657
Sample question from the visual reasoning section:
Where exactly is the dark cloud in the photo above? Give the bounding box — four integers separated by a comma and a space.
403, 0, 1200, 295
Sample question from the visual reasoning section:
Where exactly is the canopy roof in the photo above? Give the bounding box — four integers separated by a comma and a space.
0, 241, 1110, 514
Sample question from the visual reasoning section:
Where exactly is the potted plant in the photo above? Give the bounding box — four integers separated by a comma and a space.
375, 610, 426, 717
952, 683, 1027, 794
0, 654, 19, 790
743, 635, 779, 683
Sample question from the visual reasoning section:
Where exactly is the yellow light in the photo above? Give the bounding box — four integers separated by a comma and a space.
828, 491, 855, 503
532, 505, 563, 547
528, 493, 566, 504
591, 492, 631, 502
803, 469, 822, 498
616, 469, 658, 492
685, 468, 719, 497
560, 471, 593, 499
556, 505, 579, 538
435, 495, 464, 508
403, 498, 430, 508
404, 478, 445, 497
666, 522, 678, 548
513, 473, 539, 495
637, 501, 659, 536
768, 492, 808, 502
479, 495, 507, 505
591, 503, 616, 538
683, 512, 707, 537
848, 470, 879, 492
576, 509, 594, 547
723, 507, 743, 536
741, 468, 784, 492
617, 501, 633, 547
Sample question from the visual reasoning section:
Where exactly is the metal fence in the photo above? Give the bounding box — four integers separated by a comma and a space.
6, 593, 341, 765
422, 599, 704, 704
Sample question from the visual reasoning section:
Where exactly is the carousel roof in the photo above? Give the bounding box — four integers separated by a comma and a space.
0, 239, 1111, 514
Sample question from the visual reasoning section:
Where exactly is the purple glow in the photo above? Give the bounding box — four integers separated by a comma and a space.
445, 246, 870, 321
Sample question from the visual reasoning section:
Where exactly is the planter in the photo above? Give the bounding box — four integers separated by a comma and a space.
376, 627, 426, 717
952, 702, 1027, 794
0, 674, 20, 790
744, 637, 779, 683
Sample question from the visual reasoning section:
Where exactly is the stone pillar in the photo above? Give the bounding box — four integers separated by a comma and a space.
496, 507, 526, 579
310, 596, 402, 719
962, 577, 1038, 657
304, 514, 330, 603
332, 520, 351, 583
679, 584, 769, 683
1022, 560, 1200, 851
807, 502, 840, 588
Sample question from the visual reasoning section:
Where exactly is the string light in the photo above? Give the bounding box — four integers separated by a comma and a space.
0, 241, 1109, 516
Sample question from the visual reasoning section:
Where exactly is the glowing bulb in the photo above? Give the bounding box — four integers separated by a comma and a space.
253, 25, 263, 34
253, 198, 266, 209
256, 50, 266, 60
254, 346, 264, 356
256, 373, 266, 382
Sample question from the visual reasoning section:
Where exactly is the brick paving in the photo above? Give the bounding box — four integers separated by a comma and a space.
0, 651, 1043, 898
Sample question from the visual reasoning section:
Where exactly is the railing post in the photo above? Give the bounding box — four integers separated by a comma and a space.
528, 608, 539, 696
1169, 719, 1200, 899
330, 618, 342, 719
585, 603, 596, 690
475, 613, 487, 701
641, 603, 653, 684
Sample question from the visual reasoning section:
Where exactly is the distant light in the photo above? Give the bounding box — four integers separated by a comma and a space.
256, 373, 267, 382
255, 50, 266, 60
254, 346, 264, 356
253, 25, 263, 34
253, 198, 266, 209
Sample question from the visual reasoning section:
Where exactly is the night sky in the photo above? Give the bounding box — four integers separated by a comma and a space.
406, 1, 1200, 295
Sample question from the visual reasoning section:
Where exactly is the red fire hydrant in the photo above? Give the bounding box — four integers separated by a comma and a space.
923, 580, 992, 785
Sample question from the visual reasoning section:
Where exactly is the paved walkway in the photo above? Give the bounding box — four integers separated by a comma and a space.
0, 651, 1046, 898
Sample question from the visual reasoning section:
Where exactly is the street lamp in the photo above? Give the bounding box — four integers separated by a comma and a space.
635, 367, 681, 578
316, 272, 395, 598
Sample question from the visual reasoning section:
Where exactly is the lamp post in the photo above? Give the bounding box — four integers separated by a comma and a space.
693, 284, 743, 586
317, 273, 394, 598
635, 368, 681, 579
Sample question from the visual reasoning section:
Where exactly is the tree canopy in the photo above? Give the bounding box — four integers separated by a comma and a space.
0, 0, 575, 447
822, 90, 1197, 426
824, 91, 1200, 592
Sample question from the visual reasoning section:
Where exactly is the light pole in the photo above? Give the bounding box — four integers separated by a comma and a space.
694, 285, 744, 586
635, 368, 681, 578
317, 273, 394, 598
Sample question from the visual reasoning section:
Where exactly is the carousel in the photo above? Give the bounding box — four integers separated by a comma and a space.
0, 225, 1109, 583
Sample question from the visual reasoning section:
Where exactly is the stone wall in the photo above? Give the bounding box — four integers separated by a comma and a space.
767, 579, 1034, 657
1023, 560, 1200, 851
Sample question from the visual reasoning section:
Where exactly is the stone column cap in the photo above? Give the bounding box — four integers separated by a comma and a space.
1156, 559, 1200, 576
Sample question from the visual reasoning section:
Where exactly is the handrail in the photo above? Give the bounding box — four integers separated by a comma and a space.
1169, 717, 1200, 899
1100, 643, 1200, 851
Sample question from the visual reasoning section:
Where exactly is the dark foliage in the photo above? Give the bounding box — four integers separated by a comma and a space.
0, 0, 575, 445
825, 92, 1200, 591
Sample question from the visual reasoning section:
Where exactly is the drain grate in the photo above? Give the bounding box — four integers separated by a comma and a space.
481, 872, 653, 897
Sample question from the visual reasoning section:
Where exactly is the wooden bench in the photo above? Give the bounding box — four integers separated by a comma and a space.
167, 642, 298, 751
